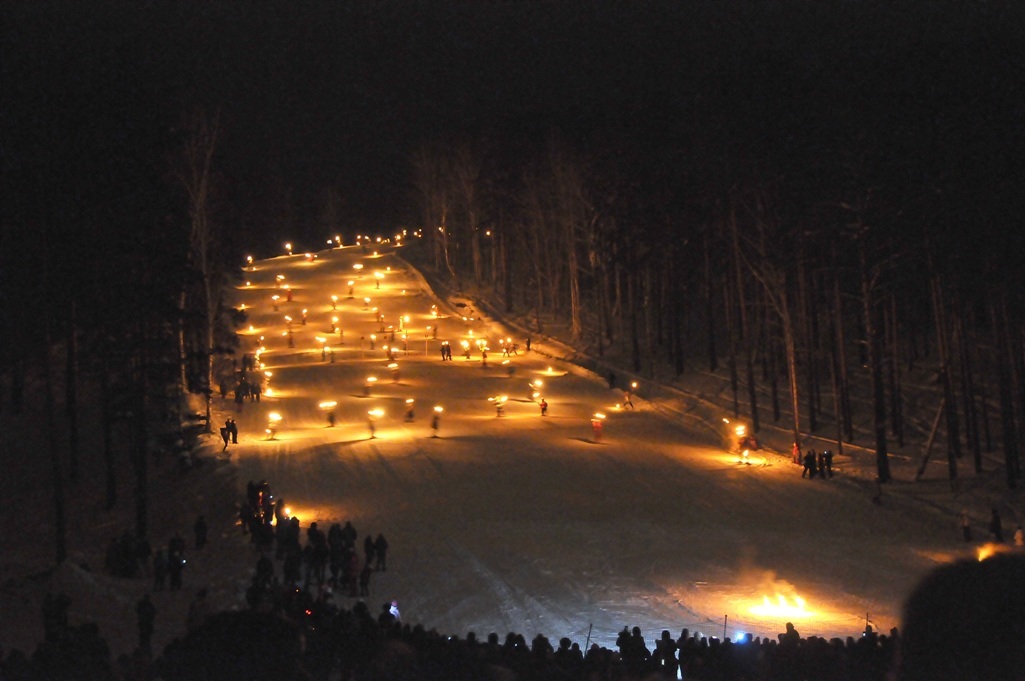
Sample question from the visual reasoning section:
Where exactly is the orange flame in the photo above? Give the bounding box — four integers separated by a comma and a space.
977, 542, 1014, 561
749, 592, 815, 619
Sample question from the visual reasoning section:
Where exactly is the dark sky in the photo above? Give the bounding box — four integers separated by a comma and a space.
3, 1, 706, 247
4, 1, 1025, 253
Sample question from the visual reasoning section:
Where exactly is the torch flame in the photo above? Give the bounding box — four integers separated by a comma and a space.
977, 542, 1014, 562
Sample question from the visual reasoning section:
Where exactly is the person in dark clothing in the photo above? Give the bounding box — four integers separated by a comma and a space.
347, 552, 360, 596
229, 418, 238, 443
363, 534, 376, 569
961, 510, 973, 542
900, 553, 1025, 681
616, 626, 631, 659
817, 450, 826, 478
136, 594, 156, 650
622, 626, 650, 676
255, 553, 274, 584
341, 521, 357, 547
379, 601, 399, 626
283, 550, 302, 585
169, 532, 186, 557
802, 450, 818, 478
990, 508, 1005, 542
135, 536, 152, 576
359, 562, 373, 596
221, 421, 231, 450
194, 515, 208, 550
167, 547, 185, 591
652, 629, 679, 679
823, 450, 834, 477
152, 549, 167, 590
779, 621, 800, 646
374, 533, 389, 571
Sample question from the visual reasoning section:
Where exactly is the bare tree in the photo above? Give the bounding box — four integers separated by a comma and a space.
548, 142, 596, 341
452, 144, 485, 286
412, 145, 456, 279
173, 107, 221, 430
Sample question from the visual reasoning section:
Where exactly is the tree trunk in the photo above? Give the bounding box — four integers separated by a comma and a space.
955, 297, 981, 473
724, 277, 739, 418
886, 294, 904, 448
671, 273, 685, 376
828, 298, 845, 458
768, 302, 781, 423
134, 322, 150, 539
567, 217, 582, 340
861, 244, 890, 483
502, 229, 513, 314
730, 207, 759, 433
780, 285, 802, 449
102, 352, 117, 510
630, 272, 641, 373
66, 300, 80, 482
1012, 319, 1025, 482
833, 260, 853, 441
992, 298, 1019, 488
930, 274, 961, 485
797, 242, 817, 432
45, 317, 67, 565
704, 231, 718, 372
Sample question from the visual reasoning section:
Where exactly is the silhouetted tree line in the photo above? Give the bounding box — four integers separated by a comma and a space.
407, 2, 1025, 490
1, 6, 243, 564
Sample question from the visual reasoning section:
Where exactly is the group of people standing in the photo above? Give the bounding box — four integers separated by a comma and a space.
220, 418, 238, 450
799, 448, 834, 479
240, 479, 392, 611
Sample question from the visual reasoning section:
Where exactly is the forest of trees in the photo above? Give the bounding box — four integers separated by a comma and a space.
406, 4, 1025, 490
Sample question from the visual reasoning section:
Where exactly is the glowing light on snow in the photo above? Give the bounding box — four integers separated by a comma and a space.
749, 593, 814, 619
977, 543, 1014, 561
318, 401, 337, 410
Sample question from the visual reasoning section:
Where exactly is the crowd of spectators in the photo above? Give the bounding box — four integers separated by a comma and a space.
5, 474, 1022, 681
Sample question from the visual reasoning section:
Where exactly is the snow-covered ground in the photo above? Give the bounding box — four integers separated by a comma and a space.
0, 244, 1012, 662
220, 247, 975, 646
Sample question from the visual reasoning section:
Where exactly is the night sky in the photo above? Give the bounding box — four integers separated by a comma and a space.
4, 1, 1025, 256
